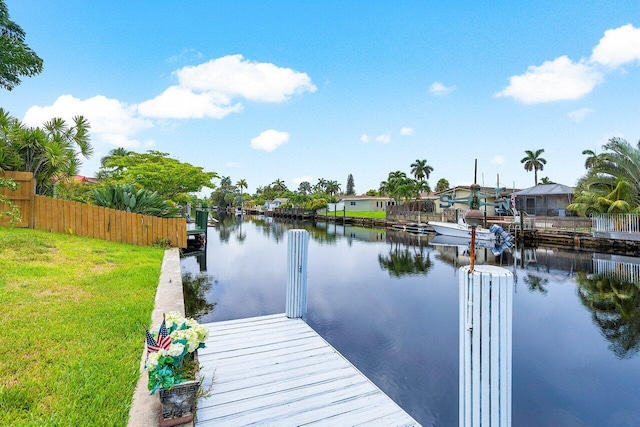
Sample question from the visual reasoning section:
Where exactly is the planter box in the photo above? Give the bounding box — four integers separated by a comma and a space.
159, 379, 201, 427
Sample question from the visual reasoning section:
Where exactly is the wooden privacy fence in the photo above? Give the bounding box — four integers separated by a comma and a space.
34, 195, 187, 247
1, 172, 187, 247
0, 171, 34, 228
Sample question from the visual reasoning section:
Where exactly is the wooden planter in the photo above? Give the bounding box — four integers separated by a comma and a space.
158, 379, 201, 427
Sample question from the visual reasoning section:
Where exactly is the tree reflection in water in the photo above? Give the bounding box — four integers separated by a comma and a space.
576, 272, 640, 359
182, 272, 216, 320
523, 273, 549, 295
378, 247, 433, 277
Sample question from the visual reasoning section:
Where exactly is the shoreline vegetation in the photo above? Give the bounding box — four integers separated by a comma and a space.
0, 227, 164, 426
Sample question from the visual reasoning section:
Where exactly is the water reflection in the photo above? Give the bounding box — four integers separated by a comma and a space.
576, 272, 640, 359
182, 271, 216, 319
180, 215, 640, 426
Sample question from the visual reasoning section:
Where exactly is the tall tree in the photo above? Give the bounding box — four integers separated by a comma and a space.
326, 180, 341, 196
346, 173, 355, 195
520, 149, 547, 186
435, 178, 450, 192
272, 178, 288, 194
410, 159, 433, 181
98, 150, 217, 204
297, 181, 312, 195
0, 1, 43, 90
236, 179, 248, 206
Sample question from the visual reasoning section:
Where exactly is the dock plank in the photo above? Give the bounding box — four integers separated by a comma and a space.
196, 313, 420, 426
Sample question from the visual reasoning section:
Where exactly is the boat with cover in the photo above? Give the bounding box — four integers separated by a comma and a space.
428, 217, 497, 241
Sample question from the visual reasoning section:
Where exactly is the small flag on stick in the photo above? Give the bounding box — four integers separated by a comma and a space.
146, 318, 172, 354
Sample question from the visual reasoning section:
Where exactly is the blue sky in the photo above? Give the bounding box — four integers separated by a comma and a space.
2, 1, 640, 194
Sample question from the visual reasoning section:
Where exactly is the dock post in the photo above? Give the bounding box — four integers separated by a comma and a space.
286, 229, 309, 319
459, 265, 513, 427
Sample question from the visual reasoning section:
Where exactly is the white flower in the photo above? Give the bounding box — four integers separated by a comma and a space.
146, 352, 161, 371
167, 342, 185, 357
165, 311, 186, 330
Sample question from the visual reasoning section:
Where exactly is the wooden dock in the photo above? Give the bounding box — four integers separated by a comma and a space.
195, 313, 420, 426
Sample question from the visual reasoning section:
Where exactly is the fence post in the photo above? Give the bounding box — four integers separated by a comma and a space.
286, 229, 310, 319
459, 265, 513, 427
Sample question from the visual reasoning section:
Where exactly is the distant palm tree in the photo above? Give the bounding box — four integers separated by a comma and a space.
521, 149, 547, 186
236, 179, 247, 208
582, 149, 599, 170
272, 178, 288, 193
539, 177, 554, 185
325, 180, 341, 196
297, 181, 312, 195
100, 147, 131, 166
410, 159, 433, 181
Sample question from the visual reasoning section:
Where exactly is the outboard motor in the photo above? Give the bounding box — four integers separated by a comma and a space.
490, 224, 513, 245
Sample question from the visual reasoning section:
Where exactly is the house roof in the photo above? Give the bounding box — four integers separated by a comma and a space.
514, 184, 574, 196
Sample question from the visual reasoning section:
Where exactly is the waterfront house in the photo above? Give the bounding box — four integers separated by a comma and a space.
265, 198, 289, 211
340, 195, 396, 212
513, 184, 574, 216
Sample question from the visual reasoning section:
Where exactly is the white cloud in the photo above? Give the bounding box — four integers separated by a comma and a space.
250, 129, 290, 152
590, 24, 640, 68
292, 176, 312, 185
137, 86, 243, 119
360, 134, 370, 143
176, 54, 317, 103
429, 82, 456, 95
495, 56, 602, 104
491, 155, 506, 165
567, 107, 595, 122
23, 94, 153, 149
400, 127, 415, 136
375, 134, 391, 144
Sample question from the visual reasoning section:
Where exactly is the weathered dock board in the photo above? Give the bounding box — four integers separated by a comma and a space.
196, 313, 420, 426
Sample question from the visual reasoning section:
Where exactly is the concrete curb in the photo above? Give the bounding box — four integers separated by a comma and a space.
127, 248, 188, 427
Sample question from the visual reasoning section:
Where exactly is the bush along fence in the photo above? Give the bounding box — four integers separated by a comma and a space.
1, 172, 187, 247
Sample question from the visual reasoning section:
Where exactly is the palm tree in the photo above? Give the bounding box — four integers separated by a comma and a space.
2, 112, 93, 194
435, 178, 450, 192
236, 179, 247, 209
100, 147, 131, 166
569, 138, 640, 214
297, 181, 312, 195
314, 178, 327, 194
325, 180, 341, 196
520, 149, 547, 186
410, 159, 433, 181
272, 178, 288, 194
582, 149, 599, 170
539, 177, 554, 185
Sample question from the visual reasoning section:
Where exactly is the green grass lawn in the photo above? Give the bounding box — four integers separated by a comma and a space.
0, 227, 165, 426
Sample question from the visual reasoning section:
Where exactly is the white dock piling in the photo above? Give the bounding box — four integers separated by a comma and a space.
459, 265, 513, 427
286, 229, 309, 319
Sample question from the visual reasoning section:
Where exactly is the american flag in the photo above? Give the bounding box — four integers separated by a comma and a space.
156, 319, 172, 349
146, 319, 172, 353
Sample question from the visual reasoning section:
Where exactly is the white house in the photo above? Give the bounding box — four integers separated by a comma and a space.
340, 195, 396, 212
265, 198, 289, 211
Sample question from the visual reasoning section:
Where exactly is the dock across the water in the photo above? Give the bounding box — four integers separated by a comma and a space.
196, 313, 420, 426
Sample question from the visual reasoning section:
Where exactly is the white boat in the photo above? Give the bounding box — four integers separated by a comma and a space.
391, 222, 429, 234
428, 218, 496, 241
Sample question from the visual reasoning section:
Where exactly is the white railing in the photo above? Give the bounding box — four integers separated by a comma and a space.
593, 214, 640, 234
594, 256, 640, 284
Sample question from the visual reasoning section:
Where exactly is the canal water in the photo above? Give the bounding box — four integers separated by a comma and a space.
181, 215, 640, 427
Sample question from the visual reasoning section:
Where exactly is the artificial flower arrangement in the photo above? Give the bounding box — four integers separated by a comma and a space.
145, 311, 209, 395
